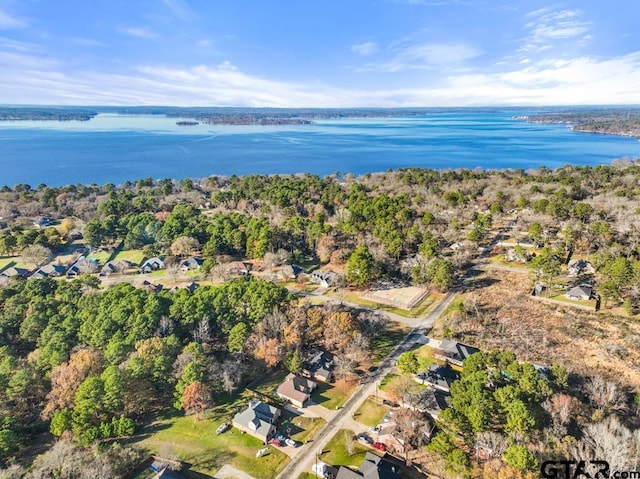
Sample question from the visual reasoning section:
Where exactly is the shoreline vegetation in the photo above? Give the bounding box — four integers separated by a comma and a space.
515, 108, 640, 138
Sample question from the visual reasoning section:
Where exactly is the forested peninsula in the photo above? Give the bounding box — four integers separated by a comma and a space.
521, 107, 640, 138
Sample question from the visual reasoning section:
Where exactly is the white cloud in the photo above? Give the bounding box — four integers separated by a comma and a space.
351, 42, 378, 56
119, 27, 157, 39
162, 0, 196, 21
521, 8, 591, 52
1, 44, 640, 107
360, 42, 482, 72
0, 7, 27, 30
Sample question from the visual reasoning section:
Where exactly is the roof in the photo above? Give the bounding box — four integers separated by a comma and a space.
232, 400, 279, 438
438, 339, 480, 363
336, 453, 400, 479
181, 257, 203, 268
2, 267, 29, 277
277, 374, 316, 404
141, 257, 164, 269
417, 364, 460, 391
304, 351, 334, 380
566, 285, 591, 298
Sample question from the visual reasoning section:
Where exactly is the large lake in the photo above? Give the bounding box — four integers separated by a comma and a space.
2, 110, 640, 186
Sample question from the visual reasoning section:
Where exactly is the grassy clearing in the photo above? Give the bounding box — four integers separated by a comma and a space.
280, 409, 326, 443
353, 396, 390, 427
87, 250, 111, 264
487, 255, 529, 270
297, 474, 317, 479
311, 379, 356, 410
319, 429, 375, 468
0, 257, 17, 273
547, 293, 597, 309
113, 249, 145, 265
250, 369, 290, 401
130, 407, 289, 479
370, 321, 411, 365
378, 373, 400, 391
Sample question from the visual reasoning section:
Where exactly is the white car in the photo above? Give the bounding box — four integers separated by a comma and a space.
285, 438, 298, 448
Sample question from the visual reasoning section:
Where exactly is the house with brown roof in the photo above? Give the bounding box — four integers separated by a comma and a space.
276, 373, 316, 408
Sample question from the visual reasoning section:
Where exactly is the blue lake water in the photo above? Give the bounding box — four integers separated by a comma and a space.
2, 111, 640, 186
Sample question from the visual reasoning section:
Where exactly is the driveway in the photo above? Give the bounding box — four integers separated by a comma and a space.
214, 464, 257, 479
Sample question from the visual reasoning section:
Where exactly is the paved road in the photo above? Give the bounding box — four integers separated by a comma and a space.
275, 291, 458, 479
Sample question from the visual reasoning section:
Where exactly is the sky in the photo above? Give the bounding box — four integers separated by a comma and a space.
0, 0, 639, 107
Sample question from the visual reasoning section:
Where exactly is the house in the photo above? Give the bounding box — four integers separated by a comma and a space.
276, 373, 317, 408
33, 216, 53, 228
335, 452, 400, 479
567, 259, 595, 277
101, 260, 132, 276
1, 267, 29, 278
310, 270, 337, 288
226, 261, 251, 276
142, 280, 163, 294
66, 256, 98, 278
141, 257, 165, 273
150, 461, 185, 479
416, 364, 460, 392
232, 400, 280, 443
566, 285, 592, 301
435, 339, 480, 368
29, 264, 66, 279
180, 257, 203, 271
419, 388, 451, 418
303, 351, 334, 382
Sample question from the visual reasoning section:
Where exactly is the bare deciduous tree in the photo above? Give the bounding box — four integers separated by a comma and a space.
21, 245, 51, 269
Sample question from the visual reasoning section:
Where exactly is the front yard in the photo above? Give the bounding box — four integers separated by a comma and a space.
129, 407, 289, 479
311, 379, 357, 410
319, 429, 378, 469
353, 396, 390, 428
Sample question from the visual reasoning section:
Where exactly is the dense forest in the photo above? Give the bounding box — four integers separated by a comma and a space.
3, 164, 640, 477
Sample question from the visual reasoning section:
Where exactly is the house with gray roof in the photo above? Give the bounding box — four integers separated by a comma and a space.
335, 452, 400, 479
232, 400, 280, 443
141, 257, 165, 273
435, 339, 480, 368
416, 364, 460, 392
180, 257, 203, 271
303, 351, 334, 382
566, 284, 592, 300
29, 264, 66, 280
1, 266, 29, 279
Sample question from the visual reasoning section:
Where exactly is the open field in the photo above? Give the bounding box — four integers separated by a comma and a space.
112, 248, 145, 265
129, 408, 289, 479
280, 409, 326, 443
451, 269, 640, 388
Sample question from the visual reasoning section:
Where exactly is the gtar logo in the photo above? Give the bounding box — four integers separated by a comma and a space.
541, 460, 610, 478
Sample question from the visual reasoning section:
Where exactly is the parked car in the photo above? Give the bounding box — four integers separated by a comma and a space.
269, 438, 283, 447
285, 438, 298, 448
368, 426, 380, 435
382, 399, 399, 407
216, 423, 230, 434
373, 442, 387, 452
356, 433, 373, 445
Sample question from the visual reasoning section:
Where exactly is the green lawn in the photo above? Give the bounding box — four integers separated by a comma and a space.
378, 373, 400, 391
130, 407, 289, 479
311, 380, 355, 410
414, 344, 438, 370
370, 321, 411, 365
547, 292, 597, 309
279, 409, 326, 443
112, 249, 145, 266
297, 474, 317, 479
319, 429, 377, 468
87, 250, 112, 264
146, 269, 167, 278
487, 255, 529, 270
250, 369, 290, 401
353, 396, 390, 427
0, 257, 17, 273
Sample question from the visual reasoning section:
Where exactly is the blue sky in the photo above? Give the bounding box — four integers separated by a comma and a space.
0, 0, 639, 106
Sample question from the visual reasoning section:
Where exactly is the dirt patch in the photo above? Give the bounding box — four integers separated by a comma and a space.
362, 285, 429, 310
446, 270, 640, 389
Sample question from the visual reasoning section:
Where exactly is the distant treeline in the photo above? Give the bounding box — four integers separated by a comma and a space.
0, 107, 97, 121
523, 107, 640, 138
